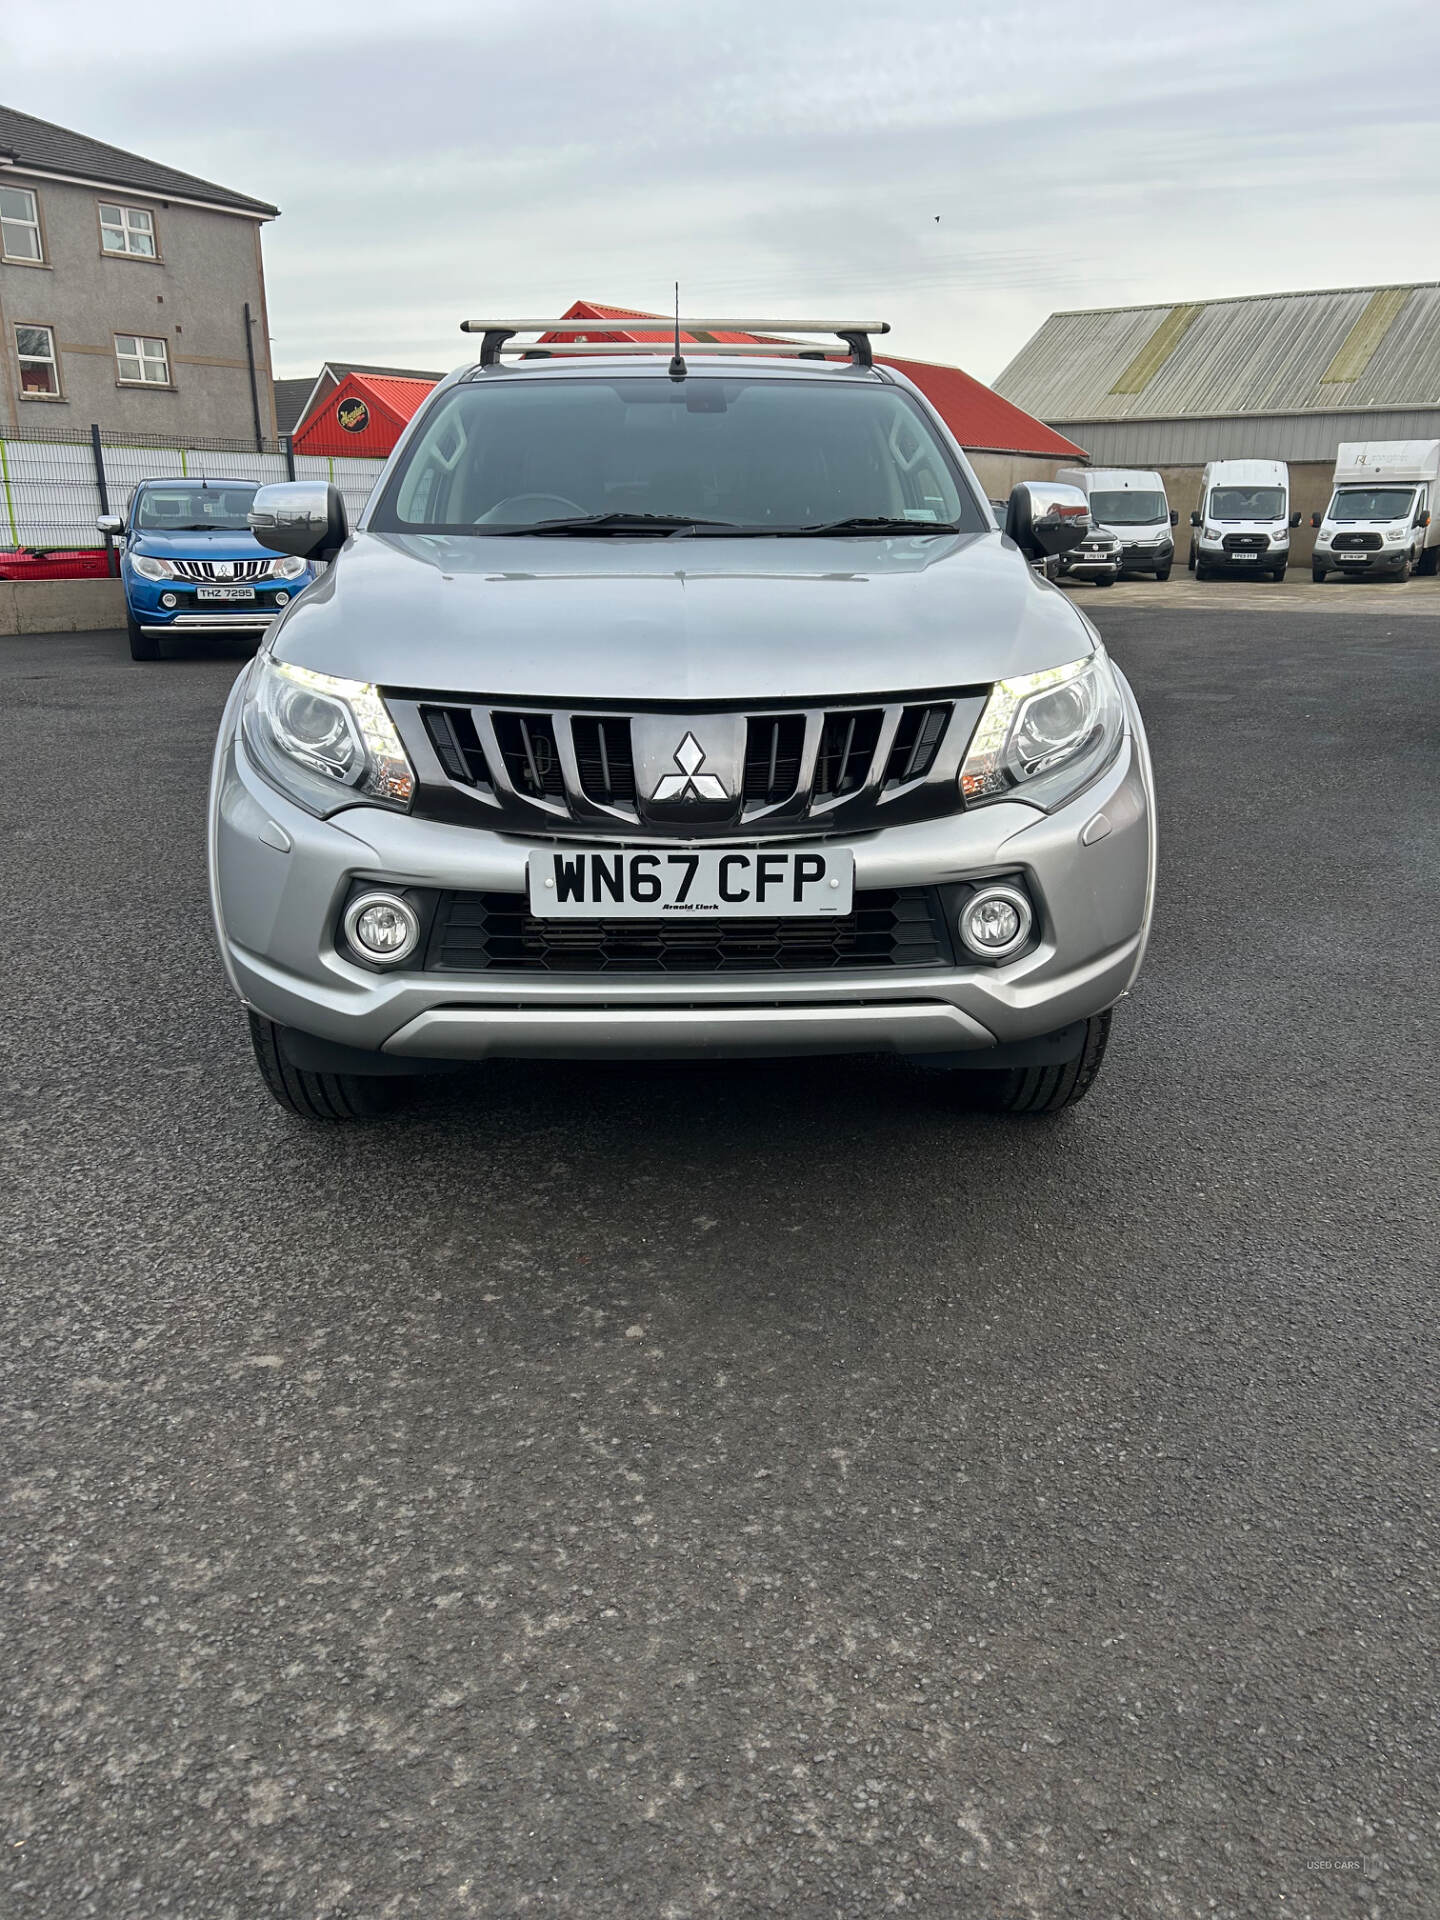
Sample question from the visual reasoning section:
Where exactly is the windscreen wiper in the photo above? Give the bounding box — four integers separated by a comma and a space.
509, 512, 741, 536
788, 515, 961, 535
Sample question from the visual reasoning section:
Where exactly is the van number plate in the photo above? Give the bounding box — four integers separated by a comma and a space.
528, 847, 855, 918
196, 586, 256, 601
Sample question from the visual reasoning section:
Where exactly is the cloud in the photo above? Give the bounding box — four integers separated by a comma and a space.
6, 0, 1439, 379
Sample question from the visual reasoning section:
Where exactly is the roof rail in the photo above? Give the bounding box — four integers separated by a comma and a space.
459, 318, 890, 369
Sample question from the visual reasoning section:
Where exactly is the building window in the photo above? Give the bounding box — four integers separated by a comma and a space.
0, 185, 44, 262
16, 324, 60, 396
99, 202, 157, 257
115, 333, 170, 386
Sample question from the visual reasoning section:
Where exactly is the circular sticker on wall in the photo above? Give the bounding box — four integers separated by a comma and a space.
337, 397, 370, 434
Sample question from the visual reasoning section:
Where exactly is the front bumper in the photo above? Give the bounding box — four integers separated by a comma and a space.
1315, 548, 1409, 574
1197, 545, 1287, 573
209, 678, 1156, 1064
125, 573, 306, 635
1119, 540, 1173, 571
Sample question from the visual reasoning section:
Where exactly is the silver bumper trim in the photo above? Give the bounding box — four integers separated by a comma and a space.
142, 614, 279, 633
383, 999, 996, 1061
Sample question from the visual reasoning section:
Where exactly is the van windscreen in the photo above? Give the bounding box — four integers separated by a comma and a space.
1088, 490, 1166, 525
1328, 487, 1416, 522
1208, 486, 1285, 520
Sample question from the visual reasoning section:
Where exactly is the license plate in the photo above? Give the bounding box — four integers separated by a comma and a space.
196, 585, 256, 601
1230, 552, 1258, 562
528, 847, 855, 918
1337, 553, 1368, 563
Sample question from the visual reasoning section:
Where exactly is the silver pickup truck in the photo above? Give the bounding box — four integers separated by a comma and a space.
208, 318, 1155, 1120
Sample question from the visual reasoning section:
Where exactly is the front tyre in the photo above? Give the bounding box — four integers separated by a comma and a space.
1155, 564, 1172, 582
127, 610, 161, 661
247, 1012, 401, 1121
947, 1011, 1113, 1117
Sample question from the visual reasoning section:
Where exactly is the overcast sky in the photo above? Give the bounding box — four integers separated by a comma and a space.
7, 0, 1439, 383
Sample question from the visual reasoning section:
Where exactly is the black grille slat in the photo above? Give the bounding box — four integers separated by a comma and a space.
814, 709, 883, 800
884, 704, 950, 787
1221, 534, 1268, 552
421, 705, 490, 787
492, 712, 566, 799
427, 888, 951, 974
572, 717, 637, 806
742, 715, 806, 804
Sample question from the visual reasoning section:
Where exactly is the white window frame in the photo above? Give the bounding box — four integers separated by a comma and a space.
98, 201, 158, 258
0, 184, 44, 263
15, 323, 61, 397
114, 333, 171, 387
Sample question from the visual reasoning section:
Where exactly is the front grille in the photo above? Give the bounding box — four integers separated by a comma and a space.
389, 691, 980, 835
1221, 534, 1268, 552
425, 887, 952, 974
1332, 532, 1382, 551
169, 558, 271, 581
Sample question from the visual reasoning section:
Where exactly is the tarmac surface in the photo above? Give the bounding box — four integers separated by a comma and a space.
2, 607, 1436, 1918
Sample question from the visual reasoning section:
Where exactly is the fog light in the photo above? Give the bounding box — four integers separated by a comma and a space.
958, 884, 1033, 960
160, 591, 178, 608
275, 591, 290, 606
343, 891, 420, 965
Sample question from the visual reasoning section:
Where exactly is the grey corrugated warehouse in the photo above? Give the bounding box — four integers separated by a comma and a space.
993, 282, 1440, 467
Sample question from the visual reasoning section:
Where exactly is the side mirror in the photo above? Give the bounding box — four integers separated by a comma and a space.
1005, 481, 1090, 560
96, 514, 123, 536
1310, 513, 1322, 530
1169, 509, 1179, 527
249, 481, 348, 561
1289, 511, 1301, 528
1419, 511, 1431, 529
1189, 510, 1201, 527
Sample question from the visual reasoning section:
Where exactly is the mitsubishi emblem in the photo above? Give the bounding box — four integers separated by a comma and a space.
213, 561, 235, 579
650, 731, 730, 803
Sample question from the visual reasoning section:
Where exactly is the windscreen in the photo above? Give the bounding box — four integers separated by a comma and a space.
372, 376, 982, 533
1088, 490, 1167, 525
1328, 486, 1417, 522
134, 484, 258, 532
1208, 486, 1285, 521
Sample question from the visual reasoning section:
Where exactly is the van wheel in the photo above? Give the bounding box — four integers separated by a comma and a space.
1395, 556, 1412, 583
1155, 565, 1172, 581
1418, 547, 1438, 576
247, 1012, 400, 1121
1195, 563, 1212, 581
1094, 574, 1115, 587
947, 1012, 1112, 1117
127, 612, 161, 661
1271, 565, 1287, 582
1187, 544, 1196, 571
1312, 565, 1327, 582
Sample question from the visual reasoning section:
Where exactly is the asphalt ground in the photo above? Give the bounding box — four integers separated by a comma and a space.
1059, 566, 1440, 616
1, 609, 1436, 1919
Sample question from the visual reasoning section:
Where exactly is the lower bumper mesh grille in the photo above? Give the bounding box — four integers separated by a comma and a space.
425, 888, 953, 974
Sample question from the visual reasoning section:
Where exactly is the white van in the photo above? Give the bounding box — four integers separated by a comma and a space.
1311, 442, 1439, 582
1188, 459, 1297, 581
1056, 468, 1177, 579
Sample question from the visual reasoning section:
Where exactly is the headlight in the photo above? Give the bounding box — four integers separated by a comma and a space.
241, 657, 415, 814
271, 554, 308, 580
1385, 526, 1410, 543
130, 554, 173, 580
960, 651, 1124, 810
1203, 526, 1223, 543
1271, 529, 1289, 545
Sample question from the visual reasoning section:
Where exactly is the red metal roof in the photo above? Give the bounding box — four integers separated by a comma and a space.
543, 304, 1084, 458
289, 370, 438, 456
346, 372, 437, 420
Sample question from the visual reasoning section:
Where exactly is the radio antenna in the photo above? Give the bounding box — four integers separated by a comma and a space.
669, 281, 686, 379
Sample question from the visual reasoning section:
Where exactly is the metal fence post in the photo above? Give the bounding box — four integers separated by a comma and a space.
90, 424, 118, 576
283, 434, 296, 482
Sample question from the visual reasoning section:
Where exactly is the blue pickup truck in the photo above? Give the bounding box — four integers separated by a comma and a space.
100, 477, 317, 661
